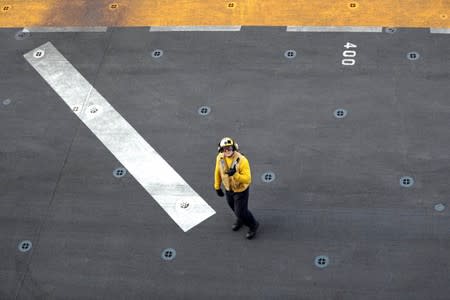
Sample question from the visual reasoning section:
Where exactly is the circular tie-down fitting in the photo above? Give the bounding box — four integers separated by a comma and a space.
15, 29, 30, 40
18, 240, 32, 253
434, 203, 446, 212
113, 167, 127, 178
33, 49, 45, 59
109, 3, 119, 10
86, 104, 102, 117
334, 108, 348, 119
198, 106, 211, 116
1, 5, 11, 13
440, 14, 448, 20
151, 49, 164, 58
161, 248, 176, 261
175, 199, 193, 215
400, 176, 414, 188
227, 2, 236, 9
284, 50, 297, 59
384, 27, 397, 34
315, 255, 329, 268
407, 51, 420, 61
261, 172, 275, 183
3, 99, 11, 106
348, 2, 359, 9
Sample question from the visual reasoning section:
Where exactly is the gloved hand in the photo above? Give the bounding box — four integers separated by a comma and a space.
226, 167, 236, 176
215, 188, 224, 197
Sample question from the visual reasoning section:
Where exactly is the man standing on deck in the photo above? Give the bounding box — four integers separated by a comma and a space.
214, 137, 260, 239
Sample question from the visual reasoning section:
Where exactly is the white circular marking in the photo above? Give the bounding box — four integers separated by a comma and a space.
18, 240, 32, 252
33, 49, 45, 58
434, 203, 445, 212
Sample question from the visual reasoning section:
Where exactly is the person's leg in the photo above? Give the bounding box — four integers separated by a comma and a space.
233, 188, 257, 229
226, 191, 243, 230
225, 191, 235, 211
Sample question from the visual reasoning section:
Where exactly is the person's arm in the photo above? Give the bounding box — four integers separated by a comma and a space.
214, 156, 222, 190
233, 156, 251, 184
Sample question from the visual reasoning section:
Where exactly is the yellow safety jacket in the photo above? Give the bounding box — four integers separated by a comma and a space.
214, 151, 251, 192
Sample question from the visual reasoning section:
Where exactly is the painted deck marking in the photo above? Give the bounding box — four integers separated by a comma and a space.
24, 42, 216, 232
150, 26, 241, 31
430, 28, 450, 34
286, 26, 382, 32
24, 27, 108, 32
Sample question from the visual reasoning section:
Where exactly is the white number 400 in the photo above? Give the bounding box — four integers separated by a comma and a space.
342, 42, 357, 66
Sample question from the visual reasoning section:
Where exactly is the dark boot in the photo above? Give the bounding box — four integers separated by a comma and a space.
246, 221, 260, 239
232, 220, 243, 231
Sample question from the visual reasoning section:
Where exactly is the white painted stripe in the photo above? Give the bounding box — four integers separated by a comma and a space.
150, 26, 241, 31
24, 27, 108, 32
24, 42, 215, 232
430, 28, 450, 34
287, 26, 382, 32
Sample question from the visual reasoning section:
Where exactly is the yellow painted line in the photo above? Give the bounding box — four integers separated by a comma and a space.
0, 0, 449, 28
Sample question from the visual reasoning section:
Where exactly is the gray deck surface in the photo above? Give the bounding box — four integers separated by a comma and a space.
1, 26, 450, 299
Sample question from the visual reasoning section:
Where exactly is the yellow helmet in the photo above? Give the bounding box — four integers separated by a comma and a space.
218, 137, 239, 152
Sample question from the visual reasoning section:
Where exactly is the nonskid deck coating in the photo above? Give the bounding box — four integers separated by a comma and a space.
1, 27, 450, 299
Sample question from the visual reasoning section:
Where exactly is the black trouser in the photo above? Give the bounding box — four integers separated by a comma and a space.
225, 187, 257, 230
